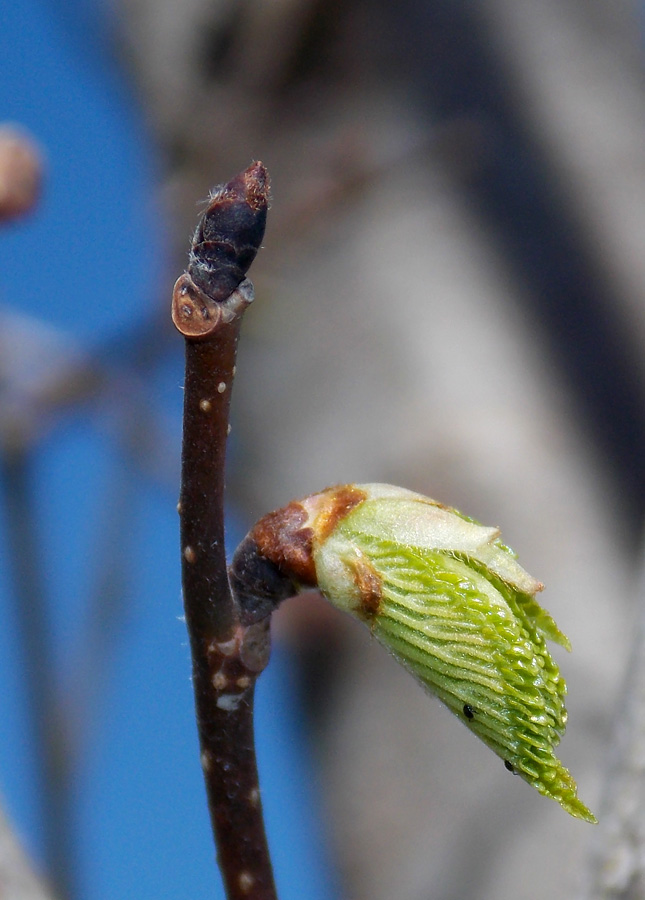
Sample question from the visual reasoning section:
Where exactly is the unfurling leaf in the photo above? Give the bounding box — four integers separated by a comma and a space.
231, 483, 596, 823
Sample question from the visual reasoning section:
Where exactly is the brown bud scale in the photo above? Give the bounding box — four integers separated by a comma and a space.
250, 503, 317, 587
306, 484, 368, 543
171, 273, 222, 338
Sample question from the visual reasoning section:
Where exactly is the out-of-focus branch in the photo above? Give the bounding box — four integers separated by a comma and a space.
580, 547, 645, 898
0, 447, 76, 900
0, 129, 77, 899
0, 803, 56, 900
0, 310, 179, 488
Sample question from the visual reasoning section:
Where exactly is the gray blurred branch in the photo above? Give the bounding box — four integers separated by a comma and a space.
0, 804, 55, 900
0, 448, 76, 900
580, 551, 645, 899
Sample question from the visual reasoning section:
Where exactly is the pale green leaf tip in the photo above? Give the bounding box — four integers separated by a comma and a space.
305, 483, 596, 823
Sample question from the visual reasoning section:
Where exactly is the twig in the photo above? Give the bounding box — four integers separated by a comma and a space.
173, 163, 277, 900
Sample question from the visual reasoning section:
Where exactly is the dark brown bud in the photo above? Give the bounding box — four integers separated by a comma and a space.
188, 161, 270, 302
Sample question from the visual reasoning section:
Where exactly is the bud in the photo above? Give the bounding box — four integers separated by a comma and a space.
231, 483, 596, 823
188, 161, 269, 303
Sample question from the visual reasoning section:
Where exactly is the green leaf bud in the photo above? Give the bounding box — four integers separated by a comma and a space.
231, 483, 596, 823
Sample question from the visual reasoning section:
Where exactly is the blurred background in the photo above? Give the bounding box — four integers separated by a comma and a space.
1, 0, 645, 898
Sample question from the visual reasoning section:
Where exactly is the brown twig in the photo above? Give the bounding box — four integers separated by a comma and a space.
173, 163, 277, 900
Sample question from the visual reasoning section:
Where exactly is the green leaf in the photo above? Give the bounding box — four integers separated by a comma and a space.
312, 484, 595, 823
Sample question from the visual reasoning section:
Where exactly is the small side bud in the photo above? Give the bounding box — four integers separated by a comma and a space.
233, 482, 596, 823
189, 161, 270, 302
